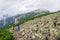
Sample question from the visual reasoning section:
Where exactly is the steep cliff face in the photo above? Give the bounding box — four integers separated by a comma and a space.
10, 12, 60, 40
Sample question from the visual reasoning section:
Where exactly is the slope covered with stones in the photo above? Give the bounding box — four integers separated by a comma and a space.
20, 12, 60, 40
10, 12, 60, 40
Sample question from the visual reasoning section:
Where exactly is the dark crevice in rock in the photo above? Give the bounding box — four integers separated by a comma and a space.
54, 20, 57, 27
46, 37, 49, 40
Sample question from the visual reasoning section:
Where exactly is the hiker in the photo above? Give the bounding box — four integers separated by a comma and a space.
15, 18, 20, 30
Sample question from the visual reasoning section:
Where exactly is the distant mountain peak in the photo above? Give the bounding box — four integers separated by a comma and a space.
31, 9, 50, 13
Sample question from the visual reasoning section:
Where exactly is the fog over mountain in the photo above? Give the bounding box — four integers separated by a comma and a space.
0, 0, 60, 19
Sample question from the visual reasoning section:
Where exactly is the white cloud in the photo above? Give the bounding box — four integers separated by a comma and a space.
49, 0, 60, 11
0, 0, 60, 19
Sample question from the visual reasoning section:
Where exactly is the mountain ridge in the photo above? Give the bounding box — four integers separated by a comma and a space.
0, 9, 50, 27
10, 11, 60, 40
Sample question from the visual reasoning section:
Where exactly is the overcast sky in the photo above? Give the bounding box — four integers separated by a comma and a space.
0, 0, 60, 19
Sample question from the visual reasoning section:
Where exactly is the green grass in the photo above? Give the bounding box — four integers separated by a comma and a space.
0, 29, 14, 40
0, 24, 15, 40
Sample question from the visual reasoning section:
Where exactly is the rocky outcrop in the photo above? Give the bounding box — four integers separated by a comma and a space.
10, 12, 60, 40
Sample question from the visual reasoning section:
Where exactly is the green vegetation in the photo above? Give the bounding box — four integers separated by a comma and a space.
20, 12, 56, 24
0, 24, 15, 40
0, 29, 14, 40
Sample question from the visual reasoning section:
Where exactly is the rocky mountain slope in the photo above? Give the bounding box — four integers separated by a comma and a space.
10, 12, 60, 40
